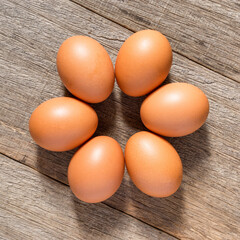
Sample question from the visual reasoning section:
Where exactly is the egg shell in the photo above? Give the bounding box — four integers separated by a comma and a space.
140, 82, 209, 137
125, 131, 182, 197
29, 97, 98, 151
57, 36, 115, 103
115, 29, 172, 97
68, 136, 125, 203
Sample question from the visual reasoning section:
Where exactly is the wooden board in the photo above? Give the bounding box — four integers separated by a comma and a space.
0, 154, 176, 240
0, 0, 239, 239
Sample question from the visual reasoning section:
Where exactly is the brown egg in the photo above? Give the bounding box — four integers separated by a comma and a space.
141, 83, 209, 137
57, 36, 115, 103
68, 136, 125, 203
115, 30, 172, 96
29, 97, 98, 151
125, 131, 182, 197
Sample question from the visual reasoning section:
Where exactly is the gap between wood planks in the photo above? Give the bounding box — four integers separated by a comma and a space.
69, 0, 239, 84
0, 152, 180, 239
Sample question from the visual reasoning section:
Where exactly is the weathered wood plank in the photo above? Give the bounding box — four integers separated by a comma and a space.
0, 154, 176, 240
73, 0, 240, 82
0, 0, 240, 239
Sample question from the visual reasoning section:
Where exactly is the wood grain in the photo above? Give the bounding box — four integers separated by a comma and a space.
73, 0, 240, 82
0, 154, 176, 240
0, 0, 239, 239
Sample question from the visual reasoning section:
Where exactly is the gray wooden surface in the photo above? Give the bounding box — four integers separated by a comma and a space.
0, 0, 239, 239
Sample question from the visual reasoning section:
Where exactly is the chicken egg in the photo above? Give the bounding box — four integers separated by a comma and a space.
68, 136, 125, 203
125, 131, 182, 197
57, 36, 115, 103
140, 82, 209, 137
29, 97, 98, 151
115, 30, 172, 96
